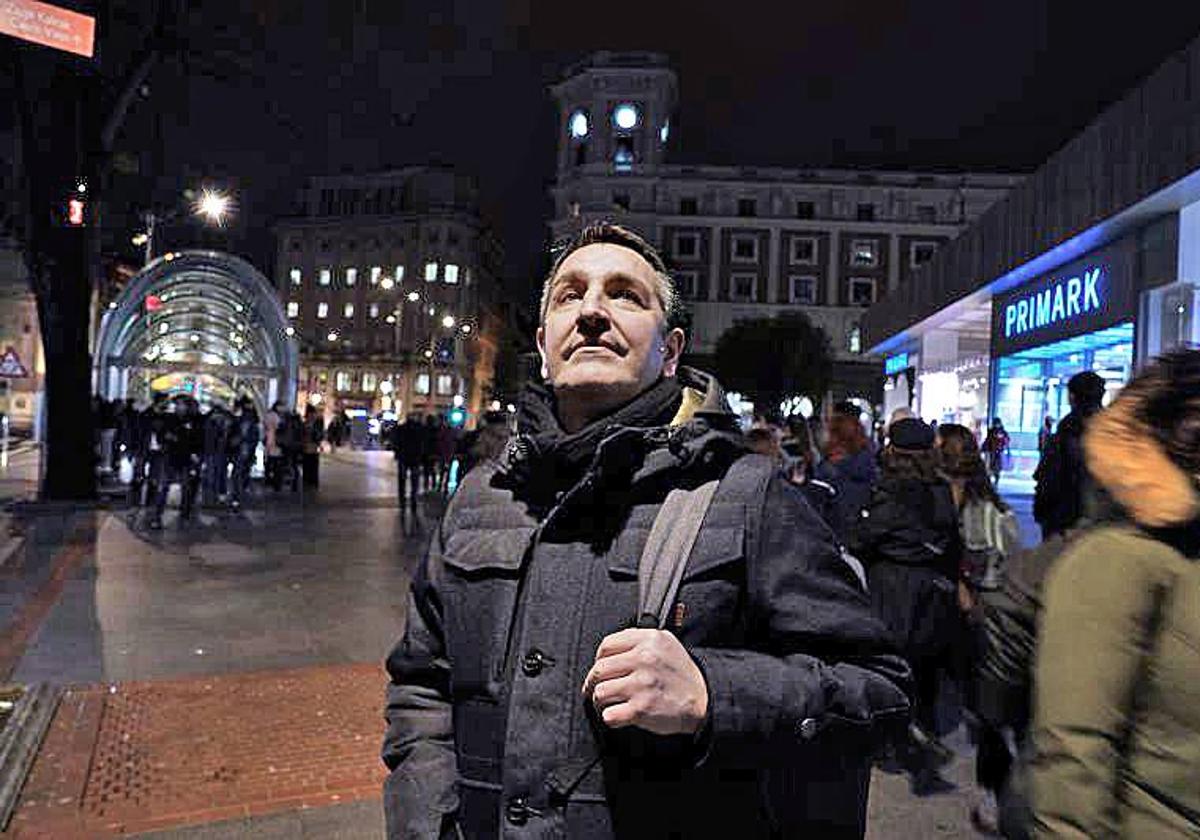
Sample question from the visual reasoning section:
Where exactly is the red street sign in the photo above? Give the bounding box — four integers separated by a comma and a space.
0, 0, 96, 58
0, 347, 28, 379
144, 294, 163, 312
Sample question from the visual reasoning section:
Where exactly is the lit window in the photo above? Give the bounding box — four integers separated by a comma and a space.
613, 103, 639, 130
317, 302, 329, 319
570, 110, 589, 139
343, 302, 355, 318
444, 264, 459, 284
289, 268, 302, 286
848, 325, 863, 354
731, 273, 758, 302
319, 268, 332, 286
673, 233, 698, 259
614, 140, 634, 171
791, 237, 818, 265
731, 234, 758, 263
425, 262, 439, 282
335, 371, 352, 392
910, 241, 939, 268
849, 277, 877, 305
287, 301, 299, 318
394, 265, 405, 282
788, 275, 818, 305
415, 373, 431, 395
345, 267, 357, 286
436, 374, 454, 396
850, 240, 878, 267
369, 302, 380, 319
370, 266, 382, 285
362, 372, 377, 392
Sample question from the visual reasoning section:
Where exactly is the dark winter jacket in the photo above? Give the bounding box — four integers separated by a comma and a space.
816, 448, 877, 542
1032, 392, 1200, 838
382, 368, 911, 839
1032, 406, 1098, 536
391, 420, 426, 465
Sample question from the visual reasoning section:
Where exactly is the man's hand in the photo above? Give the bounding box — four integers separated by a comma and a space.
581, 628, 708, 736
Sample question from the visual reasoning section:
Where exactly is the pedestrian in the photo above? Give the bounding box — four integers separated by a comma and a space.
302, 405, 324, 487
263, 400, 285, 491
381, 222, 910, 839
141, 394, 173, 528
981, 418, 1010, 486
936, 422, 1022, 833
421, 414, 438, 492
1036, 416, 1053, 454
435, 416, 458, 493
227, 397, 259, 511
129, 393, 167, 511
114, 397, 138, 474
148, 395, 202, 529
781, 417, 838, 533
1032, 370, 1105, 539
1032, 349, 1200, 838
816, 407, 878, 543
388, 412, 424, 516
201, 403, 233, 506
278, 408, 303, 491
850, 416, 962, 796
96, 397, 118, 476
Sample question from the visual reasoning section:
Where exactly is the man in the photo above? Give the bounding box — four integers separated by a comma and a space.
389, 412, 426, 517
263, 400, 285, 491
227, 396, 260, 511
1033, 370, 1105, 539
382, 223, 910, 839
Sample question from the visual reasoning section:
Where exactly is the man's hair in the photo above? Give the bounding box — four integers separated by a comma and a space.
1068, 370, 1106, 407
541, 221, 683, 329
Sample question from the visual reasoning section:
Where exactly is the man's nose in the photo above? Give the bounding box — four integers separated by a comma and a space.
576, 291, 610, 328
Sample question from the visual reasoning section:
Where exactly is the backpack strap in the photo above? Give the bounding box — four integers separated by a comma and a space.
637, 480, 720, 629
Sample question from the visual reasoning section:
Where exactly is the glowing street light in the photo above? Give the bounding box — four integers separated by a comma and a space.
327, 330, 339, 342
407, 291, 420, 303
460, 323, 472, 335
284, 326, 295, 337
195, 189, 232, 225
441, 314, 456, 329
423, 349, 433, 359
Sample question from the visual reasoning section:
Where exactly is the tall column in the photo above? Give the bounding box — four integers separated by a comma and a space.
767, 227, 781, 303
826, 230, 840, 306
887, 234, 901, 293
708, 224, 721, 301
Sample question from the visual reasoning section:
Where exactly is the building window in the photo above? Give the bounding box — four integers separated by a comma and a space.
731, 273, 758, 302
849, 239, 879, 267
612, 193, 630, 211
436, 374, 455, 396
731, 234, 758, 263
788, 275, 818, 305
319, 268, 332, 286
316, 302, 329, 319
795, 200, 815, 219
289, 268, 302, 286
737, 198, 757, 218
848, 325, 863, 354
790, 236, 818, 265
910, 241, 938, 268
343, 302, 355, 318
286, 301, 299, 318
849, 277, 877, 306
394, 265, 405, 282
362, 372, 377, 392
335, 370, 352, 392
444, 264, 459, 284
345, 267, 357, 286
856, 203, 876, 222
415, 373, 431, 395
916, 204, 937, 223
675, 270, 699, 299
369, 302, 380, 319
679, 197, 698, 215
370, 266, 382, 285
614, 138, 634, 171
424, 262, 438, 282
673, 232, 699, 259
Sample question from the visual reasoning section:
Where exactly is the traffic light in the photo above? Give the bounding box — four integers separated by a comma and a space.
448, 408, 466, 427
67, 197, 85, 226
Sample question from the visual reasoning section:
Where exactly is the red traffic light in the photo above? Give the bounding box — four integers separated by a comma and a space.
67, 198, 85, 226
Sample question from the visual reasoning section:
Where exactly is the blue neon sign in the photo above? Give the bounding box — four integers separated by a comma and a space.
1003, 267, 1104, 339
884, 353, 909, 375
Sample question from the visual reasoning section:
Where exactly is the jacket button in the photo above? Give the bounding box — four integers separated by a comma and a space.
521, 648, 549, 677
506, 797, 530, 825
797, 717, 820, 740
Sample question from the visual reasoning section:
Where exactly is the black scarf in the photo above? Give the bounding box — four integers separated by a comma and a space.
507, 377, 685, 493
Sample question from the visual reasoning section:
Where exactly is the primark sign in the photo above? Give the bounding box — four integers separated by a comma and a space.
1003, 267, 1104, 339
991, 243, 1139, 358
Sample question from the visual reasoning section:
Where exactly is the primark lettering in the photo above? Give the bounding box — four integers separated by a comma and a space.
1003, 267, 1103, 339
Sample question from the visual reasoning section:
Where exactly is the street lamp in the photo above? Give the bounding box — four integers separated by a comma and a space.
195, 189, 232, 225
138, 187, 235, 263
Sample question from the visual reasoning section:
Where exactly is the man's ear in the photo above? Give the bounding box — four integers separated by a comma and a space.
535, 325, 550, 381
662, 327, 686, 377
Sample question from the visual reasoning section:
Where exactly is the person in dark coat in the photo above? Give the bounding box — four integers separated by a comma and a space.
201, 404, 233, 506
782, 417, 838, 531
1032, 369, 1105, 539
816, 411, 878, 543
850, 417, 963, 795
382, 222, 910, 840
302, 406, 324, 487
389, 413, 425, 515
147, 395, 203, 528
227, 397, 260, 511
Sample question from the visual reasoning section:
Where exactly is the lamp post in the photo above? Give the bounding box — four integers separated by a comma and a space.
133, 188, 233, 263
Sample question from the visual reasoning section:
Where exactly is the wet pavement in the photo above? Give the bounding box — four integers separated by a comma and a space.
0, 449, 993, 838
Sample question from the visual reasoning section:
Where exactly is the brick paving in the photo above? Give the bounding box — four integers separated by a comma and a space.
7, 663, 387, 837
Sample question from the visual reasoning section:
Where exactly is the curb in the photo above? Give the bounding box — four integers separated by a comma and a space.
0, 682, 64, 831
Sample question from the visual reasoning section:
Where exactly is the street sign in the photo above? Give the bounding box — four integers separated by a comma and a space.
0, 347, 28, 379
0, 0, 96, 58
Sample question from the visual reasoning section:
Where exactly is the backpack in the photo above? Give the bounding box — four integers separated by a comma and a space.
961, 499, 1020, 591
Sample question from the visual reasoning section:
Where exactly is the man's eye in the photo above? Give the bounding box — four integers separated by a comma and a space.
613, 289, 642, 303
557, 289, 581, 303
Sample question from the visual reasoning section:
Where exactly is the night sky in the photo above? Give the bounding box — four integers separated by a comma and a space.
115, 0, 1200, 306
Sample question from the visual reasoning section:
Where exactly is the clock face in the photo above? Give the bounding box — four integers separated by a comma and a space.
613, 103, 639, 130
569, 111, 589, 139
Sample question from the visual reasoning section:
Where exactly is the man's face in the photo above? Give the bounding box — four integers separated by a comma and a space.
537, 243, 684, 409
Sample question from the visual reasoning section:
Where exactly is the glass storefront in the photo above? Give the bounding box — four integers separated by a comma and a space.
992, 321, 1134, 480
